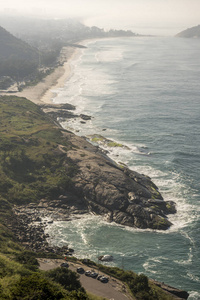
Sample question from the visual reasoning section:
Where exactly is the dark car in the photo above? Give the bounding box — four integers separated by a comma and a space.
60, 262, 69, 268
77, 267, 85, 274
90, 272, 98, 278
100, 276, 109, 283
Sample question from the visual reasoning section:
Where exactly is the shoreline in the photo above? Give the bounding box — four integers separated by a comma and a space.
13, 45, 82, 105
11, 37, 121, 106
40, 46, 80, 104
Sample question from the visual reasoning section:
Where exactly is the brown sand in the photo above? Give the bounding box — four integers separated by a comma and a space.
13, 46, 79, 105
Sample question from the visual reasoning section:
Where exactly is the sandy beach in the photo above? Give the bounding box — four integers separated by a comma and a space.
14, 46, 80, 105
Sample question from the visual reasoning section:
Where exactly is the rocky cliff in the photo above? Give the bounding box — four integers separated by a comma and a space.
58, 130, 176, 230
0, 96, 176, 231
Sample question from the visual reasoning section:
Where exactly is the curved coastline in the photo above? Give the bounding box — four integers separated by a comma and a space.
2, 39, 193, 299
13, 45, 81, 105
11, 42, 176, 232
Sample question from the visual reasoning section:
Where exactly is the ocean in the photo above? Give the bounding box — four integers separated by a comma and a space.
47, 37, 200, 299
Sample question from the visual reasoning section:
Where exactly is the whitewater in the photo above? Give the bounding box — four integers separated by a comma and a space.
47, 37, 200, 299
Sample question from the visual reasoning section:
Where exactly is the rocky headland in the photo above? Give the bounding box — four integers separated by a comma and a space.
39, 102, 177, 231
6, 99, 177, 240
61, 130, 176, 230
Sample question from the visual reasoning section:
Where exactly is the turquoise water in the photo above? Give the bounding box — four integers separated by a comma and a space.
49, 37, 200, 299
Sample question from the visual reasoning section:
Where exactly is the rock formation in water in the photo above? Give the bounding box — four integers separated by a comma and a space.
1, 96, 176, 231
60, 130, 176, 230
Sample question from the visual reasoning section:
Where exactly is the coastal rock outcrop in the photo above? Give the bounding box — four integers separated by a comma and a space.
60, 130, 176, 230
40, 103, 92, 124
1, 96, 175, 231
37, 100, 176, 230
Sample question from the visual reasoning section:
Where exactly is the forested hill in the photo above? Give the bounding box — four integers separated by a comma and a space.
176, 24, 200, 38
0, 26, 39, 81
0, 26, 38, 60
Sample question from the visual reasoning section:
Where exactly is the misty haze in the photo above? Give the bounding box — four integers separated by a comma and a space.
0, 1, 200, 299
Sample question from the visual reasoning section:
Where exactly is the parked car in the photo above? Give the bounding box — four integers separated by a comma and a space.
97, 275, 103, 281
100, 276, 109, 283
77, 267, 85, 274
60, 262, 69, 268
90, 272, 98, 278
85, 270, 92, 276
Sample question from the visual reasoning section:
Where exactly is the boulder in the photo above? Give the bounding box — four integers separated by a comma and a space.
99, 255, 113, 262
80, 114, 92, 120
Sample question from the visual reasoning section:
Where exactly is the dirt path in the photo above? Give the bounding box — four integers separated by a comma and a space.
38, 258, 134, 300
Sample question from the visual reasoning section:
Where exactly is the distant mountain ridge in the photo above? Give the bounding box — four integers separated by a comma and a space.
0, 16, 139, 88
0, 15, 138, 49
176, 24, 200, 38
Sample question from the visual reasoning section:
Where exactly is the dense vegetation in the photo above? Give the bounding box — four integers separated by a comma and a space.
0, 96, 77, 205
0, 217, 87, 299
0, 95, 97, 299
0, 250, 88, 299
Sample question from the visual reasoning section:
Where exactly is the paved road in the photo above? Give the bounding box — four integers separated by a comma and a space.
38, 258, 133, 300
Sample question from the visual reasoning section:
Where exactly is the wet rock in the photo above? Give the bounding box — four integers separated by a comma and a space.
64, 131, 176, 230
80, 114, 92, 120
152, 280, 189, 299
112, 211, 134, 226
99, 255, 113, 262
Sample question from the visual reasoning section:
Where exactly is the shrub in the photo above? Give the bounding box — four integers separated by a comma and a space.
10, 273, 68, 300
15, 251, 39, 271
46, 267, 82, 292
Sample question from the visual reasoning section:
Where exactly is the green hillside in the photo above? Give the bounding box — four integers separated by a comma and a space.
0, 96, 76, 205
0, 96, 87, 299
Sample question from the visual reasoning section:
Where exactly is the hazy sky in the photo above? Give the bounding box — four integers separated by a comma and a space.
1, 0, 200, 35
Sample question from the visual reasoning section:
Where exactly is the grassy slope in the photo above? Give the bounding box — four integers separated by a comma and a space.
0, 96, 179, 299
0, 95, 77, 205
0, 96, 86, 299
